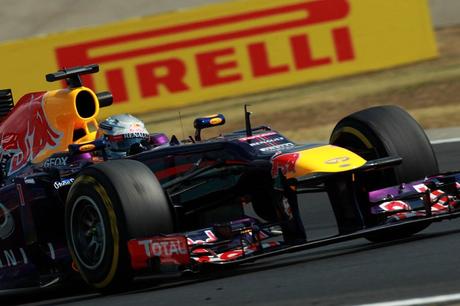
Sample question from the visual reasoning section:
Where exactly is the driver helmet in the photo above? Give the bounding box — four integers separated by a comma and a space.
97, 114, 150, 158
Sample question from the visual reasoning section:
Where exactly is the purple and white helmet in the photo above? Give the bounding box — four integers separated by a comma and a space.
98, 114, 150, 157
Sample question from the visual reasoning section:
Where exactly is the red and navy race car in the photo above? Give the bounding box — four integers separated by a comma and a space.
0, 64, 454, 291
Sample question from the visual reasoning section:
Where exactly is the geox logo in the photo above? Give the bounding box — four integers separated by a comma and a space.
44, 156, 68, 168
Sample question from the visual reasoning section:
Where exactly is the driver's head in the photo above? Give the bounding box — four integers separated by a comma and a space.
97, 114, 150, 158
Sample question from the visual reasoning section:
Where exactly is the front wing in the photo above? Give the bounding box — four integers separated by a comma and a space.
127, 171, 460, 273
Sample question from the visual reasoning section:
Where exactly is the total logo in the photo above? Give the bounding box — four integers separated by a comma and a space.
129, 236, 190, 269
138, 238, 188, 257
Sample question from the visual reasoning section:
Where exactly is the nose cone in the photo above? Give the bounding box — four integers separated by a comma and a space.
271, 145, 366, 179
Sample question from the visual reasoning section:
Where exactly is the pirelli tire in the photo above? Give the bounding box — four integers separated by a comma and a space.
329, 105, 438, 242
65, 159, 174, 290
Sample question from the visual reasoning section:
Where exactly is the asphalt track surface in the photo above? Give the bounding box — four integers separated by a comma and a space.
2, 141, 460, 306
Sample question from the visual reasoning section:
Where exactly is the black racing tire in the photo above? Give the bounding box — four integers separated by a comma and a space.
65, 159, 174, 290
329, 105, 438, 242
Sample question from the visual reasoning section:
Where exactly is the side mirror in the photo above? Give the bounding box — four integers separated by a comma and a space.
193, 114, 226, 141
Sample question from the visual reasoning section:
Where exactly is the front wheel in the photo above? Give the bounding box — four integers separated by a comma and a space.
329, 105, 438, 242
65, 159, 173, 290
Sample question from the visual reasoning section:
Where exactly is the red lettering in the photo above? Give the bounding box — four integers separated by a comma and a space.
196, 48, 242, 87
136, 59, 189, 97
332, 27, 355, 62
54, 1, 351, 100
291, 34, 331, 69
55, 0, 350, 69
54, 1, 352, 102
105, 68, 128, 103
248, 42, 289, 77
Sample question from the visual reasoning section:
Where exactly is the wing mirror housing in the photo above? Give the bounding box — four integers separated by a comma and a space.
193, 114, 226, 141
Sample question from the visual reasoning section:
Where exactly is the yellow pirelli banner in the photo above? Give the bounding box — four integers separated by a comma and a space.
0, 0, 437, 117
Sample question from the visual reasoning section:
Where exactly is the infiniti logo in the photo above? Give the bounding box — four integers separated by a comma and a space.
324, 156, 350, 164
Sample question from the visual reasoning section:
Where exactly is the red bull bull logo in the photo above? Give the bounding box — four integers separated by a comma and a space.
271, 152, 300, 178
0, 93, 63, 175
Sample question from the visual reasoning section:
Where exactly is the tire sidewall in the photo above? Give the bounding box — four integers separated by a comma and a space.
330, 119, 398, 188
65, 174, 125, 288
329, 105, 437, 240
331, 105, 438, 183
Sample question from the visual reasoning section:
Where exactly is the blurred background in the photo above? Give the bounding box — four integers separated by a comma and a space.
0, 0, 459, 142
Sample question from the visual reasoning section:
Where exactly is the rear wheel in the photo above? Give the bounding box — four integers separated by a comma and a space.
65, 159, 173, 290
329, 105, 438, 242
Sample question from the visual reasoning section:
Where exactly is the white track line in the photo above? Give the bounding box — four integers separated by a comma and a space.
356, 292, 460, 306
430, 137, 460, 144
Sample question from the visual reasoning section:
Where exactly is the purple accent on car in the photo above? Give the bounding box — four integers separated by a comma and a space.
150, 133, 169, 147
71, 152, 92, 162
368, 180, 427, 203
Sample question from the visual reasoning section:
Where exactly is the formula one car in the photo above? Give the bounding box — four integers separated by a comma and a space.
0, 64, 452, 291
